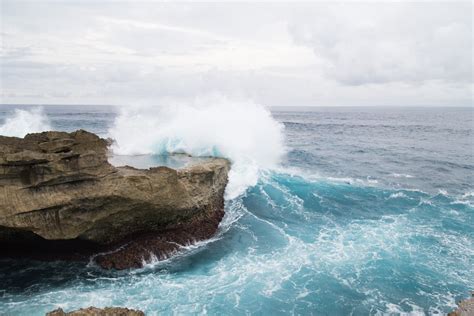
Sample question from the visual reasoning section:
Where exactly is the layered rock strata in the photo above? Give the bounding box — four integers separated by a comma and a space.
0, 130, 230, 269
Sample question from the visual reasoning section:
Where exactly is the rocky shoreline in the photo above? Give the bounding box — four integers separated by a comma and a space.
46, 307, 144, 316
448, 292, 474, 316
0, 130, 230, 269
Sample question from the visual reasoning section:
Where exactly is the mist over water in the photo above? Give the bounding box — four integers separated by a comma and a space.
0, 104, 473, 315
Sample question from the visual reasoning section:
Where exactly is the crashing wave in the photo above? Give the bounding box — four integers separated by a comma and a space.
108, 95, 286, 199
0, 107, 51, 137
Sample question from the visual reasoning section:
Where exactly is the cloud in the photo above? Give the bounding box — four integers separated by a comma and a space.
0, 1, 472, 106
288, 2, 473, 86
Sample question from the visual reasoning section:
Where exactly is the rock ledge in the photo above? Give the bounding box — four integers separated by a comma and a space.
0, 130, 230, 269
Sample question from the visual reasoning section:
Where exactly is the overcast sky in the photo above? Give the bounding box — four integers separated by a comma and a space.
1, 1, 472, 107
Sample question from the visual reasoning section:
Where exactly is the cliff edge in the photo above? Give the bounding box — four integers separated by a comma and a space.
0, 130, 230, 269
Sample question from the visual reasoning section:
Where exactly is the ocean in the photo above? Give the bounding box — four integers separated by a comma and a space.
0, 104, 472, 315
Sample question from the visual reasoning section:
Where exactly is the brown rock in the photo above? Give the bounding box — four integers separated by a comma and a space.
448, 292, 474, 316
0, 130, 230, 269
46, 306, 144, 316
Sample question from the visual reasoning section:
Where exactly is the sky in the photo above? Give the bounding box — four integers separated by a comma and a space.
1, 1, 472, 107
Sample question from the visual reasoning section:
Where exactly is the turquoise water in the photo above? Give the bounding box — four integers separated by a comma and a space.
0, 105, 472, 315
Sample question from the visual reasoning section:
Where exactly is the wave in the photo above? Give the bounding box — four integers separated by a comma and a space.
0, 107, 51, 137
0, 167, 472, 315
391, 173, 415, 178
108, 95, 286, 199
388, 192, 409, 199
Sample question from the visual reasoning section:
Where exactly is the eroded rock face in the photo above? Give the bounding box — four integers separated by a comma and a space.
0, 130, 230, 269
46, 306, 145, 316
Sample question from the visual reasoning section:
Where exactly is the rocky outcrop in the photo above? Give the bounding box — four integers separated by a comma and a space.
46, 306, 144, 316
449, 292, 474, 316
0, 130, 230, 269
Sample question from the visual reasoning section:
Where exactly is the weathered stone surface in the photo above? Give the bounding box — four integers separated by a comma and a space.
46, 306, 145, 316
94, 208, 225, 270
0, 130, 230, 269
449, 292, 474, 316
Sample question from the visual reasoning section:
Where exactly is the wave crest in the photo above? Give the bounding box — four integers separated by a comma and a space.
108, 95, 286, 199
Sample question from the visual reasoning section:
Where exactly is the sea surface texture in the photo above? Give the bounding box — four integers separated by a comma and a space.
0, 105, 472, 315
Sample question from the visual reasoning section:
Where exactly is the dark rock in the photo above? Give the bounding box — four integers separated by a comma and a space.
95, 208, 224, 270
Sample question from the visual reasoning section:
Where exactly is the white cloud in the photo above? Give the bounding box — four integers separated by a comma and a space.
0, 1, 472, 106
288, 2, 472, 85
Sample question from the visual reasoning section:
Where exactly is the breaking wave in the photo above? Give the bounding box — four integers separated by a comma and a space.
108, 95, 286, 199
0, 98, 286, 199
0, 107, 51, 137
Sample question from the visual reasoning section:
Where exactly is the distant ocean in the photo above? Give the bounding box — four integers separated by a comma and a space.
0, 104, 473, 315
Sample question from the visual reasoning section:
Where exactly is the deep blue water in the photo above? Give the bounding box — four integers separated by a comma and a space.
0, 105, 473, 315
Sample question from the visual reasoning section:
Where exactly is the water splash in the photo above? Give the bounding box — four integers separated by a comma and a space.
108, 95, 286, 199
0, 107, 51, 137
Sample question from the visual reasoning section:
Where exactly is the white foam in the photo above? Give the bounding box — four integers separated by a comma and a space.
367, 178, 379, 184
451, 191, 474, 207
450, 199, 474, 207
0, 107, 51, 137
391, 173, 415, 178
108, 95, 286, 199
438, 189, 448, 196
462, 191, 474, 198
389, 192, 408, 199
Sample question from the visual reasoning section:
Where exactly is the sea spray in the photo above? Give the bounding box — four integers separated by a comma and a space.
108, 95, 286, 199
0, 107, 51, 137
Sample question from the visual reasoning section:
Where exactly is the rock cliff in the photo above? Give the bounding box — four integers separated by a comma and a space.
0, 130, 230, 269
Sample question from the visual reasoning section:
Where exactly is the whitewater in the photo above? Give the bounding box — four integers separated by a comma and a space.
0, 102, 472, 315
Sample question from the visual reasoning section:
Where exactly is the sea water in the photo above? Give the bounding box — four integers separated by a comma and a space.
0, 103, 472, 315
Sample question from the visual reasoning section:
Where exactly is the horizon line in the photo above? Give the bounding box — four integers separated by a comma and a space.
0, 103, 472, 108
